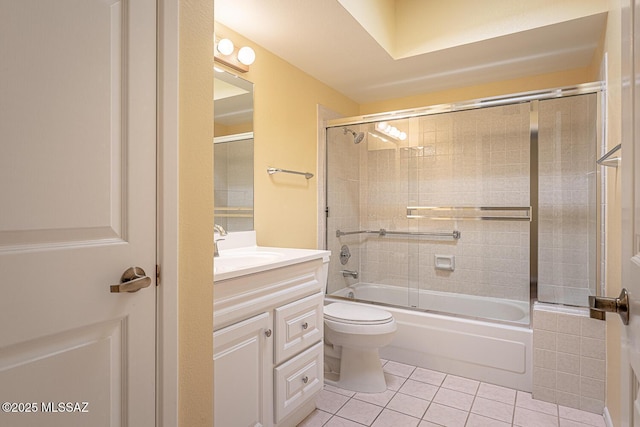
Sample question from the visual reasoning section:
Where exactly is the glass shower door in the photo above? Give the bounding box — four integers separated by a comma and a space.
537, 94, 599, 307
325, 121, 414, 308
407, 104, 532, 324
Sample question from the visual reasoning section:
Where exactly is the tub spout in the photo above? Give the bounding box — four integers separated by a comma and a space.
340, 270, 358, 279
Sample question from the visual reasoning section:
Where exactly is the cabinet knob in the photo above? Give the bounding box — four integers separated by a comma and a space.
301, 322, 309, 330
265, 329, 272, 338
302, 376, 309, 384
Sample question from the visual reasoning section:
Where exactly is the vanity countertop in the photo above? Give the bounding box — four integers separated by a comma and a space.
213, 231, 330, 282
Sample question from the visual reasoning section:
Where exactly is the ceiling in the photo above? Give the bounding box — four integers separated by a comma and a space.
215, 0, 607, 104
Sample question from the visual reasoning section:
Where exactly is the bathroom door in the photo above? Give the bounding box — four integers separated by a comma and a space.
0, 1, 157, 426
622, 0, 640, 424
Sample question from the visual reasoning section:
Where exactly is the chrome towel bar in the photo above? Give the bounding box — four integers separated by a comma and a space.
596, 144, 621, 167
406, 206, 531, 221
267, 167, 314, 179
336, 228, 461, 240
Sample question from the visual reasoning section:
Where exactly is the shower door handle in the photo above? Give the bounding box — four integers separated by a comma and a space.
589, 288, 629, 325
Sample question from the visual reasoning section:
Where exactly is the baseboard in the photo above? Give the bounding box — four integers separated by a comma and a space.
603, 407, 614, 427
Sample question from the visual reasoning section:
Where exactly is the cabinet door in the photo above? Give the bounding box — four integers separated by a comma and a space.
214, 312, 272, 427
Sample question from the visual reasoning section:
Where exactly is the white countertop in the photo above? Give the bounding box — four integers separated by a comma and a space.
213, 231, 330, 282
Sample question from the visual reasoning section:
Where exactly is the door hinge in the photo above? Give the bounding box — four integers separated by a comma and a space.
156, 264, 161, 285
325, 206, 329, 217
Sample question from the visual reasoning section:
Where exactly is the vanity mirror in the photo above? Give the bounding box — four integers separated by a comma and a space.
214, 68, 254, 232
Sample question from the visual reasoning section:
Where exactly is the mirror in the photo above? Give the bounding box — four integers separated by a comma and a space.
214, 69, 254, 232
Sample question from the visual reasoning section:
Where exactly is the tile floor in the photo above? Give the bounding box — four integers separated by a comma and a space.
298, 360, 606, 427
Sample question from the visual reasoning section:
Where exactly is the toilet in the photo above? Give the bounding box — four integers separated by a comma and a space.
323, 302, 397, 393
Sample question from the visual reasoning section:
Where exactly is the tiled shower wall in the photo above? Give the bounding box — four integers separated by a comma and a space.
532, 304, 605, 414
213, 139, 254, 231
328, 103, 532, 304
327, 94, 598, 309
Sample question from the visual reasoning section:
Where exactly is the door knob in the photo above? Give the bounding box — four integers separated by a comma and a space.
110, 267, 152, 293
589, 288, 629, 325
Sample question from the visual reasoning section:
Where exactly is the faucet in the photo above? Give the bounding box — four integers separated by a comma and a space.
214, 238, 225, 257
213, 224, 227, 257
214, 223, 228, 236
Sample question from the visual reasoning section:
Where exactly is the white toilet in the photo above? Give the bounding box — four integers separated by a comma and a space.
323, 302, 396, 393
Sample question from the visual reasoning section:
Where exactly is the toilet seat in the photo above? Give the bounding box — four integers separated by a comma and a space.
324, 302, 393, 325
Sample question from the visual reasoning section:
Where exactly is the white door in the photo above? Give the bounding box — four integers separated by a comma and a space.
622, 0, 640, 424
0, 1, 157, 426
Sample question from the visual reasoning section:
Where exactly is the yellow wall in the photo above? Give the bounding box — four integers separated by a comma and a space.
215, 23, 360, 249
179, 0, 214, 426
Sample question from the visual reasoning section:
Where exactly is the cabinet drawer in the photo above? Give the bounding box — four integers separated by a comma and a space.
274, 341, 323, 424
274, 292, 323, 364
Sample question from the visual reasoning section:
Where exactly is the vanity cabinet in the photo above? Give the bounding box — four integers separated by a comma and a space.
214, 256, 328, 427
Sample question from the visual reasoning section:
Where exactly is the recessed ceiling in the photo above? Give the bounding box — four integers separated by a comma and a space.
215, 0, 607, 104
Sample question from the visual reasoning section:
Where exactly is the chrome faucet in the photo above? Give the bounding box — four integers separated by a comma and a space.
214, 223, 228, 236
214, 238, 225, 257
213, 224, 227, 257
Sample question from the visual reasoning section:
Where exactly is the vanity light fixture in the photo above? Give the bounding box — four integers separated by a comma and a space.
216, 38, 234, 55
214, 34, 256, 73
237, 46, 256, 66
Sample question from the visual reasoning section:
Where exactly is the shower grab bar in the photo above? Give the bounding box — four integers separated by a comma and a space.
336, 228, 461, 240
406, 206, 531, 221
596, 143, 621, 167
267, 167, 314, 179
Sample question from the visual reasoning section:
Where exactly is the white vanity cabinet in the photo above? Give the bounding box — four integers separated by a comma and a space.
214, 252, 329, 427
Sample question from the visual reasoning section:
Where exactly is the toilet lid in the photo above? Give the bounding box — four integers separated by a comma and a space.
324, 303, 393, 325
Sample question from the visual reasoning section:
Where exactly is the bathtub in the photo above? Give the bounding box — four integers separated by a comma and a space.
332, 283, 530, 325
327, 283, 533, 391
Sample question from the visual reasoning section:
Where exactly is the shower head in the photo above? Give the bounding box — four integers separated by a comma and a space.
344, 128, 365, 144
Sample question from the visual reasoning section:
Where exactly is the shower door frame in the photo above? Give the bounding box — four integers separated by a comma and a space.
320, 82, 605, 326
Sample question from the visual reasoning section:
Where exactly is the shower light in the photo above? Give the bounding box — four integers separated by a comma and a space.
375, 121, 407, 141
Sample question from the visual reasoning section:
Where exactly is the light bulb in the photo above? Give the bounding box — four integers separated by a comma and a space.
237, 46, 256, 65
217, 38, 234, 56
399, 132, 407, 140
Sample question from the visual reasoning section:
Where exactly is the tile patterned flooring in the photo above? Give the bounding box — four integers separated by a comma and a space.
298, 360, 606, 427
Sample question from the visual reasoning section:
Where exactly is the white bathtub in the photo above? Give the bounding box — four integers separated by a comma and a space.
332, 283, 530, 325
327, 283, 533, 391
